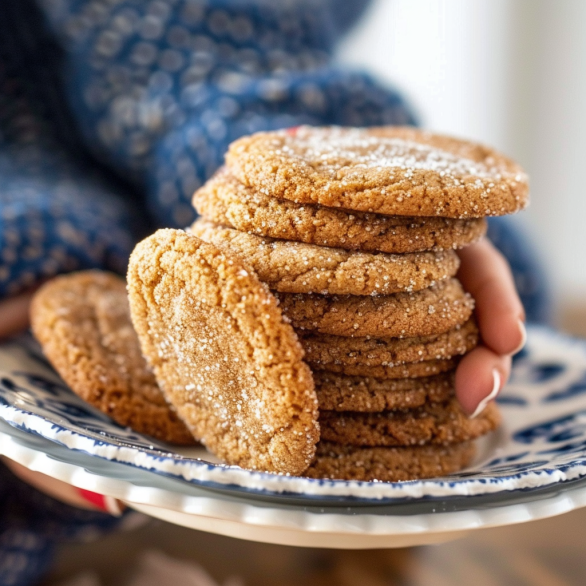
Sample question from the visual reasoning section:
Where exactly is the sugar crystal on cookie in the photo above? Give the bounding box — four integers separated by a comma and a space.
128, 229, 319, 475
226, 126, 528, 219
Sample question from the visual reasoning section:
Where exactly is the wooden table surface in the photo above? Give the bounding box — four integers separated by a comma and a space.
44, 317, 586, 586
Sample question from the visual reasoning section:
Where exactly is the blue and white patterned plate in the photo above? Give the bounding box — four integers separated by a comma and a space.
6, 418, 586, 548
2, 327, 586, 504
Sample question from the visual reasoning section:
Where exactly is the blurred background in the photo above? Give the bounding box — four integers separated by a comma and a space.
338, 0, 586, 331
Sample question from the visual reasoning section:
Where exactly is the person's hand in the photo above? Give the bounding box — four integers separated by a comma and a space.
456, 238, 526, 417
0, 289, 36, 339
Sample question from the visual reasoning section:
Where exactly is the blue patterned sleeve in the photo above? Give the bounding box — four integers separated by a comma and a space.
0, 155, 138, 298
38, 0, 416, 229
0, 1, 141, 299
487, 217, 552, 324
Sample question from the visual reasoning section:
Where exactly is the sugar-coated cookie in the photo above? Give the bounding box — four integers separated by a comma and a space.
190, 219, 459, 296
310, 358, 457, 379
306, 441, 475, 481
127, 229, 319, 475
314, 371, 455, 412
276, 278, 474, 338
319, 399, 500, 446
226, 126, 528, 218
193, 168, 487, 252
300, 318, 478, 367
30, 271, 195, 445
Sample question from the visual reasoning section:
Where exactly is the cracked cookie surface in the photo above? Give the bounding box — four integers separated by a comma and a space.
190, 219, 459, 296
226, 126, 528, 218
193, 168, 487, 252
127, 229, 319, 475
30, 270, 195, 445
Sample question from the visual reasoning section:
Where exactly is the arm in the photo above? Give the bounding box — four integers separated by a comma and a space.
38, 0, 416, 231
0, 290, 35, 340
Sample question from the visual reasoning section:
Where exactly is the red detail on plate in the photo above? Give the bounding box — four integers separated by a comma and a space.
76, 488, 122, 515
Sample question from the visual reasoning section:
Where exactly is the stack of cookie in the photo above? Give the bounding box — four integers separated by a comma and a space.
183, 126, 527, 481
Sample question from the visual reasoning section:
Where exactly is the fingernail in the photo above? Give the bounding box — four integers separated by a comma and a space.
512, 319, 527, 355
76, 488, 124, 516
470, 369, 501, 419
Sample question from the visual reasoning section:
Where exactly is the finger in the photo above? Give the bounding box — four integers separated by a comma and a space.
0, 290, 36, 339
455, 346, 512, 417
2, 458, 125, 515
457, 239, 526, 356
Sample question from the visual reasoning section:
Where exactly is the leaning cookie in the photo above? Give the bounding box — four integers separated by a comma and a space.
190, 219, 459, 296
226, 126, 529, 218
127, 229, 319, 475
276, 278, 474, 338
306, 441, 476, 482
319, 399, 500, 447
193, 168, 487, 253
30, 271, 195, 445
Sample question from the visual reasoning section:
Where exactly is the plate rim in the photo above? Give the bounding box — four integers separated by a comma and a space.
3, 421, 586, 549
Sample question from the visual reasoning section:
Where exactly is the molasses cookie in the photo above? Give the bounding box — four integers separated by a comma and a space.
319, 399, 500, 447
276, 278, 474, 338
310, 358, 457, 379
300, 318, 478, 367
193, 168, 487, 252
190, 219, 459, 296
306, 441, 475, 482
30, 271, 195, 445
226, 126, 529, 218
314, 371, 455, 412
127, 229, 319, 475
